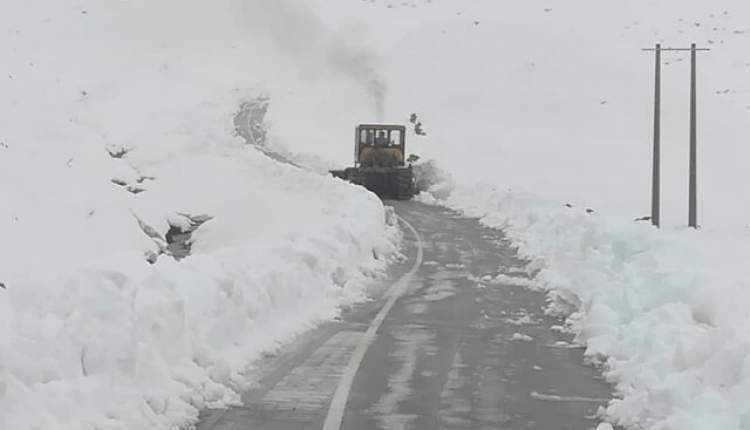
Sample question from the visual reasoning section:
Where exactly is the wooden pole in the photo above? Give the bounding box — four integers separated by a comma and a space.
652, 44, 661, 228
689, 43, 698, 228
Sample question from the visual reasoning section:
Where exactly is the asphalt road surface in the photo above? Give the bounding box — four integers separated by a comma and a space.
197, 201, 612, 430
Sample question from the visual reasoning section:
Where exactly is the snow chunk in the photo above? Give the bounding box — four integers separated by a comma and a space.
512, 333, 534, 342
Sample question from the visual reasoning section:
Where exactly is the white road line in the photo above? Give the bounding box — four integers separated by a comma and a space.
530, 391, 609, 403
322, 215, 424, 430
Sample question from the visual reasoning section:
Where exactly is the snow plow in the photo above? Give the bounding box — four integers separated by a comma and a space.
330, 124, 416, 200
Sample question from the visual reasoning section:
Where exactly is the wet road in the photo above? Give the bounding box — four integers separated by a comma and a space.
197, 202, 612, 430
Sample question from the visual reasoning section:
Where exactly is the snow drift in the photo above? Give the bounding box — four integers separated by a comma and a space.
0, 148, 400, 429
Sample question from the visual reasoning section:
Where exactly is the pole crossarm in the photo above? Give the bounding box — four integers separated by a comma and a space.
641, 47, 710, 52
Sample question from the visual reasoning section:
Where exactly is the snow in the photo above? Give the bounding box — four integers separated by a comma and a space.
511, 333, 533, 342
490, 274, 541, 290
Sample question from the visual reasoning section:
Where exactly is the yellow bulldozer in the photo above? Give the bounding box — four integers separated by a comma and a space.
330, 124, 416, 200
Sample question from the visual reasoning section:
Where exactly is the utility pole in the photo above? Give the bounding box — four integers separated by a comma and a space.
642, 43, 708, 229
650, 44, 662, 227
688, 43, 699, 229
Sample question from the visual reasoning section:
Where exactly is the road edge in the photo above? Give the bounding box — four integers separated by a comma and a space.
321, 215, 424, 430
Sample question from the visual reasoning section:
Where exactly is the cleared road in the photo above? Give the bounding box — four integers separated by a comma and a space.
198, 202, 612, 430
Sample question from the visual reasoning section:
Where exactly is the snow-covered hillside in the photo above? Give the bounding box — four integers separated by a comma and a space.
310, 0, 750, 229
0, 1, 400, 429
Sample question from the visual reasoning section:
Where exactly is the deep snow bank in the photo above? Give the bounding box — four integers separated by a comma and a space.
1, 146, 399, 430
420, 180, 750, 430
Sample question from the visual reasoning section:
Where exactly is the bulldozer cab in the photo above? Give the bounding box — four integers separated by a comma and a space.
330, 123, 415, 200
354, 124, 406, 167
